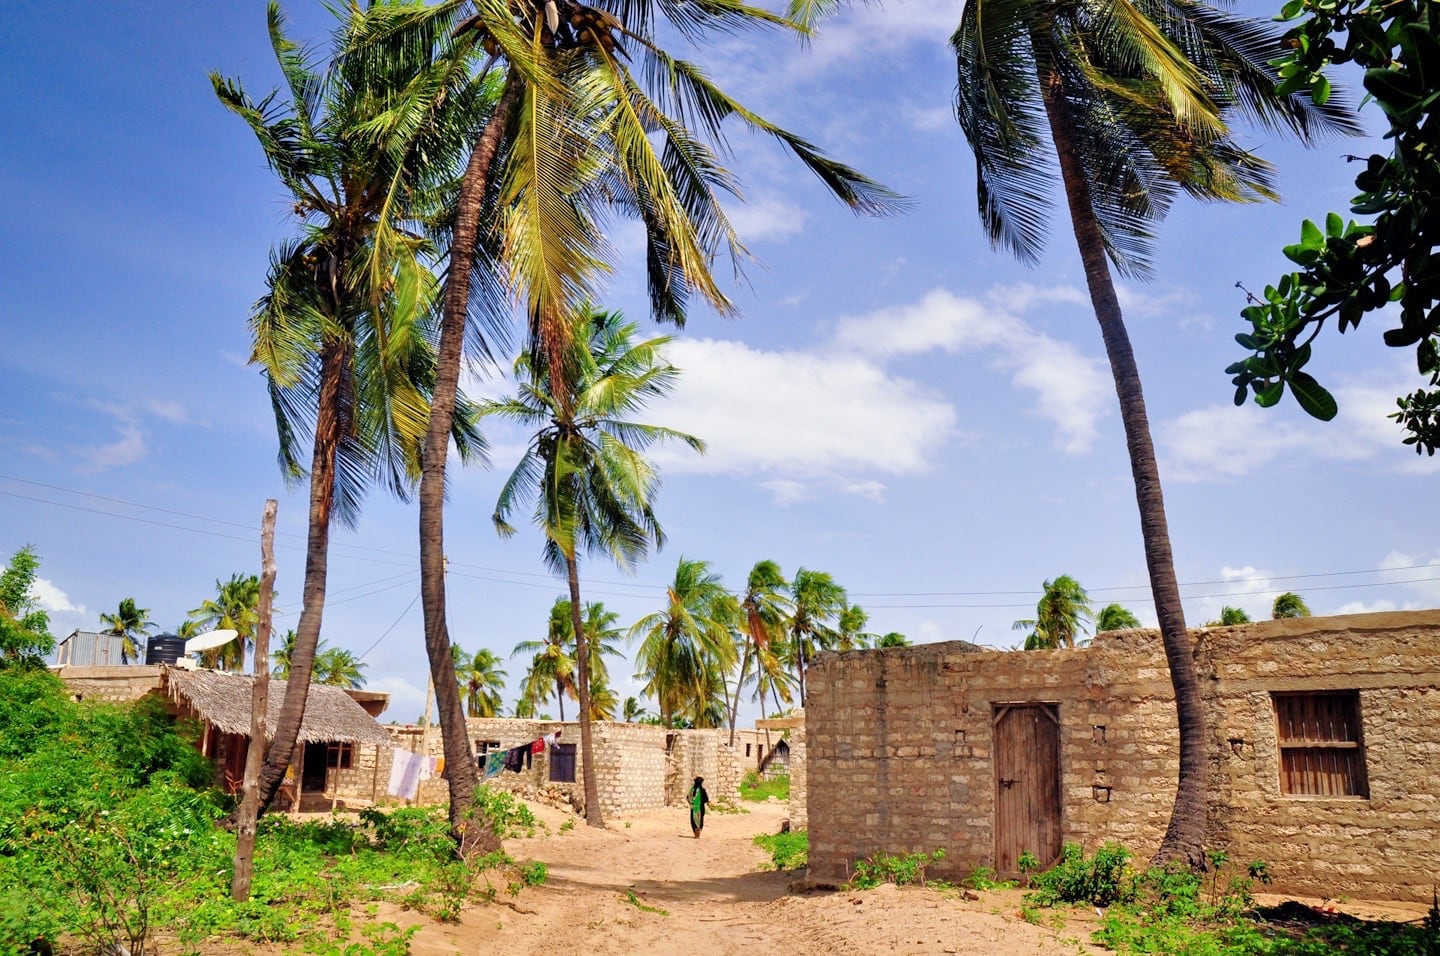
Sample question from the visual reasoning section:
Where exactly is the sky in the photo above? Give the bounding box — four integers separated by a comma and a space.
3, 0, 1437, 727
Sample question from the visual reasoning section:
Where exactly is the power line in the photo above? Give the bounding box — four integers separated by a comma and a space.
356, 591, 420, 662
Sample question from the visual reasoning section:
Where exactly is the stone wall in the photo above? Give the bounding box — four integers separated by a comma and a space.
789, 714, 808, 831
53, 665, 164, 702
378, 719, 742, 820
805, 610, 1440, 902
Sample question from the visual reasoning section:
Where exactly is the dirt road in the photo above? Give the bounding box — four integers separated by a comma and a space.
400, 800, 1102, 955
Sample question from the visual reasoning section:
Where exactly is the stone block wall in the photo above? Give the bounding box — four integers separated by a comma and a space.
789, 715, 808, 830
53, 665, 164, 703
805, 610, 1440, 902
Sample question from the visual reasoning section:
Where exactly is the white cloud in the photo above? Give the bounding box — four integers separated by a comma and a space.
830, 288, 1110, 453
1188, 565, 1281, 624
1377, 550, 1440, 602
32, 578, 85, 615
654, 337, 957, 478
789, 0, 964, 75
727, 194, 808, 243
839, 479, 887, 501
367, 676, 429, 724
80, 422, 147, 471
1161, 380, 1440, 481
1332, 599, 1420, 615
760, 479, 809, 505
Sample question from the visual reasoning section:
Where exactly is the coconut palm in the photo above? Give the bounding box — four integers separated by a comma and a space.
455, 647, 507, 717
188, 573, 262, 671
1271, 592, 1311, 620
586, 673, 619, 722
271, 630, 300, 678
1206, 606, 1252, 627
314, 647, 367, 689
784, 568, 847, 702
399, 0, 899, 846
1013, 575, 1093, 650
727, 560, 791, 745
1095, 603, 1142, 632
513, 607, 578, 720
630, 557, 740, 729
218, 2, 490, 821
836, 604, 872, 651
877, 632, 911, 648
98, 598, 154, 665
622, 696, 649, 722
487, 307, 703, 826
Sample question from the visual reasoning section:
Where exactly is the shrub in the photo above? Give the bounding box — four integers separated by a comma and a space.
850, 849, 945, 889
1028, 842, 1137, 907
753, 831, 808, 871
739, 772, 789, 802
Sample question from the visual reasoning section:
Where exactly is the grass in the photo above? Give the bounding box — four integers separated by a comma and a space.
623, 890, 668, 916
739, 771, 789, 802
753, 830, 808, 871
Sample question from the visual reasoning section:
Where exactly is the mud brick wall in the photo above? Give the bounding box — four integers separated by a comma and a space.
805, 610, 1440, 903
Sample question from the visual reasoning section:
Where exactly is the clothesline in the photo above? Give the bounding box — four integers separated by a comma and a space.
482, 731, 562, 781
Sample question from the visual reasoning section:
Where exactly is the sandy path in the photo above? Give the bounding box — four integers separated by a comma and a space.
401, 800, 1104, 956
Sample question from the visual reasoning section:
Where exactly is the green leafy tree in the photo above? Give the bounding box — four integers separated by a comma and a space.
270, 630, 299, 678
187, 573, 261, 671
630, 557, 740, 729
1095, 603, 1142, 632
1271, 592, 1312, 620
784, 568, 847, 701
404, 0, 898, 849
512, 605, 578, 721
1013, 576, 1093, 650
0, 547, 55, 666
622, 696, 649, 722
488, 307, 703, 826
218, 2, 489, 824
1206, 605, 1252, 626
836, 604, 872, 651
98, 598, 154, 665
728, 560, 792, 745
455, 646, 507, 717
877, 632, 911, 648
1230, 1, 1440, 452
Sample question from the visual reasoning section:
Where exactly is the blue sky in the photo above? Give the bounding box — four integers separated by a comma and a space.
3, 1, 1436, 725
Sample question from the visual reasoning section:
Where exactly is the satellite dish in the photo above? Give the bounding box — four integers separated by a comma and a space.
185, 629, 239, 654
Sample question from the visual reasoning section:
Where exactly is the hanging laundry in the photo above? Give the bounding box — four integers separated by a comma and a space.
503, 744, 528, 774
435, 756, 445, 776
482, 749, 507, 781
387, 749, 425, 800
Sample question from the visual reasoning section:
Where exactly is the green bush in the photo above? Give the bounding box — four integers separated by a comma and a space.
850, 849, 945, 889
739, 771, 790, 802
753, 831, 808, 870
473, 785, 542, 838
1028, 842, 1137, 907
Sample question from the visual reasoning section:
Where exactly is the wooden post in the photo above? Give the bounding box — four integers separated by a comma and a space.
231, 499, 277, 902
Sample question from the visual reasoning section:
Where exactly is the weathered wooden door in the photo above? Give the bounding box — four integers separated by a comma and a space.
993, 703, 1062, 874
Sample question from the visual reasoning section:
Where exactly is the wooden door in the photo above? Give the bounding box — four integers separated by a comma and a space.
993, 703, 1062, 874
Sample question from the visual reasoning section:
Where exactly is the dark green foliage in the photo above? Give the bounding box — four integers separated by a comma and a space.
1230, 0, 1440, 453
0, 547, 54, 666
752, 831, 808, 871
1028, 842, 1137, 907
739, 771, 790, 802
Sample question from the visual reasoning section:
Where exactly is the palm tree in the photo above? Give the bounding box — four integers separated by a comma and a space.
836, 604, 872, 651
586, 673, 619, 722
1206, 606, 1252, 627
188, 573, 262, 671
727, 560, 791, 745
785, 568, 847, 702
270, 630, 299, 678
877, 632, 911, 648
314, 647, 367, 689
98, 598, 154, 664
1013, 575, 1093, 650
1095, 604, 1142, 633
512, 606, 578, 720
401, 0, 899, 848
631, 557, 740, 729
455, 647, 507, 717
1271, 592, 1311, 619
218, 3, 489, 822
918, 0, 1355, 864
487, 307, 703, 826
622, 696, 649, 722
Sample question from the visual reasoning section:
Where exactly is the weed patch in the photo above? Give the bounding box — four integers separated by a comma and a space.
753, 831, 808, 871
849, 849, 945, 889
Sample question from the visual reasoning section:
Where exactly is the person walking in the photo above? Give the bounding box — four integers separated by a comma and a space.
687, 776, 710, 838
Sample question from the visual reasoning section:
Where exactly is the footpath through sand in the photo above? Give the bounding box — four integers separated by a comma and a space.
398, 799, 1104, 955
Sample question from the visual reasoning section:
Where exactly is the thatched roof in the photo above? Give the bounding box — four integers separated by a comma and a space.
164, 668, 392, 746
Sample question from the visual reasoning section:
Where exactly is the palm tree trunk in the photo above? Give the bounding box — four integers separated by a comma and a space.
565, 556, 604, 827
417, 79, 519, 857
1038, 57, 1208, 867
555, 676, 566, 721
727, 642, 752, 747
254, 338, 343, 811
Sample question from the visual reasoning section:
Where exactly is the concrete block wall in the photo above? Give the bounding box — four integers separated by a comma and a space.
789, 715, 807, 830
52, 665, 164, 703
805, 610, 1440, 902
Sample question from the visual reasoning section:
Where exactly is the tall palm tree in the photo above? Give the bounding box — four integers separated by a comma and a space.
98, 598, 154, 664
314, 647, 367, 689
836, 604, 872, 651
1095, 603, 1142, 632
1013, 575, 1093, 650
487, 307, 703, 826
1271, 592, 1311, 619
513, 606, 578, 720
271, 630, 301, 678
910, 0, 1354, 865
455, 646, 507, 717
218, 2, 489, 820
622, 695, 649, 722
1207, 605, 1252, 626
785, 568, 847, 702
188, 573, 262, 671
631, 557, 740, 729
728, 560, 791, 745
400, 0, 899, 847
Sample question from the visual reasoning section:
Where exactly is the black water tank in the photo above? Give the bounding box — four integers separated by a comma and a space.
145, 634, 186, 665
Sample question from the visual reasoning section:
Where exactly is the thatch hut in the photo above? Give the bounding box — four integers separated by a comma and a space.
163, 668, 392, 807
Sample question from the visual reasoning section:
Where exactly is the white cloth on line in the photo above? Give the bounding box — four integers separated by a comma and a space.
387, 748, 425, 799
